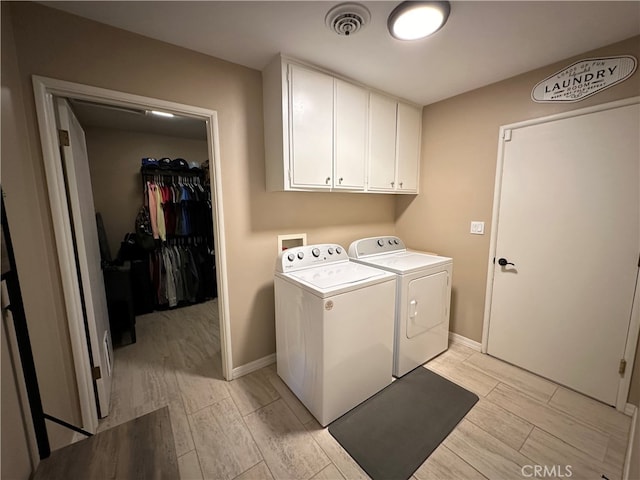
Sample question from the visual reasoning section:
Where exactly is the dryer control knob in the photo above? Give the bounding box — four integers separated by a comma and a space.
287, 253, 295, 262
388, 239, 393, 245
297, 252, 304, 260
327, 247, 334, 255
377, 239, 384, 247
312, 248, 320, 258
394, 239, 399, 245
336, 246, 343, 254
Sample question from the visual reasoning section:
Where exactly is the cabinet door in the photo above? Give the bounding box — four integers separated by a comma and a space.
289, 64, 334, 188
396, 102, 421, 193
368, 93, 397, 191
334, 80, 367, 190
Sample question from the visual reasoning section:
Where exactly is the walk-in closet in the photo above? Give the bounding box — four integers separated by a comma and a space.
65, 99, 223, 431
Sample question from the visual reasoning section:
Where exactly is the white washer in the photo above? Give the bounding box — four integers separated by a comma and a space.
274, 243, 396, 426
348, 236, 452, 377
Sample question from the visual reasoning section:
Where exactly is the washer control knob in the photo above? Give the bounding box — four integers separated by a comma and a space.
394, 239, 399, 245
287, 253, 295, 262
312, 248, 320, 257
336, 246, 342, 254
377, 239, 384, 247
297, 252, 304, 260
388, 239, 393, 245
328, 247, 334, 255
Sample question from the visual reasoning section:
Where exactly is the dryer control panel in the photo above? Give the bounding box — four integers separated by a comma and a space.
348, 236, 407, 258
276, 244, 348, 272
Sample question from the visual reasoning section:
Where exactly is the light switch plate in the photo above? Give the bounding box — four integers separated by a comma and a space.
470, 221, 485, 235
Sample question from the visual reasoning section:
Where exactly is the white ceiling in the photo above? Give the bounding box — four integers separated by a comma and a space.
44, 1, 640, 106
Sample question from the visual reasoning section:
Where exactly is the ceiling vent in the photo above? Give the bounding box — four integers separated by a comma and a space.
325, 3, 371, 36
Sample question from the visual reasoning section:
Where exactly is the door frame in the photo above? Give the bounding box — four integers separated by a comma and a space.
32, 75, 234, 432
481, 96, 640, 412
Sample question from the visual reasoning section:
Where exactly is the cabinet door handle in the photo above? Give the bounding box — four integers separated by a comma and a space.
391, 181, 395, 187
399, 181, 403, 188
339, 177, 343, 184
325, 177, 331, 184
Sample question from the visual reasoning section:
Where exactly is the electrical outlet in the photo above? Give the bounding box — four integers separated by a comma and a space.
470, 221, 485, 235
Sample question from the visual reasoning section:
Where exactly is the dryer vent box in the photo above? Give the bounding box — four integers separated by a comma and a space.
278, 233, 307, 253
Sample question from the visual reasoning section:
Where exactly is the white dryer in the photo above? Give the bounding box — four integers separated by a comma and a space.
348, 236, 452, 377
274, 244, 396, 426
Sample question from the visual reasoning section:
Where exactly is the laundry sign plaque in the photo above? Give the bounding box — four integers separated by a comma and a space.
531, 55, 637, 103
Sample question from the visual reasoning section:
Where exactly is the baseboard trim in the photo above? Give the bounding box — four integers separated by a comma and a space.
231, 353, 276, 380
448, 332, 482, 351
624, 403, 636, 417
623, 403, 637, 480
70, 431, 85, 445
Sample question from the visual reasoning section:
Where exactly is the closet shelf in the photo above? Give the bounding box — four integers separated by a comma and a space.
140, 166, 203, 176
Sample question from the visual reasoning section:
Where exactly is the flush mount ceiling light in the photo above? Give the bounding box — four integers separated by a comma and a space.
325, 3, 371, 37
149, 110, 175, 118
388, 1, 450, 41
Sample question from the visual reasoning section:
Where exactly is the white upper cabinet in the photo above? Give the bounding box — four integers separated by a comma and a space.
289, 64, 334, 189
396, 102, 421, 193
368, 94, 422, 194
368, 93, 398, 191
334, 79, 367, 190
263, 55, 420, 193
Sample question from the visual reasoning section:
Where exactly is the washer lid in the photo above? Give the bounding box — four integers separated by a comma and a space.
359, 251, 452, 274
287, 261, 392, 293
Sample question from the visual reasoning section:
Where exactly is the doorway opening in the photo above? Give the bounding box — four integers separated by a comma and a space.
32, 76, 232, 435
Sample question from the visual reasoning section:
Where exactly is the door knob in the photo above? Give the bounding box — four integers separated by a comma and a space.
498, 258, 515, 267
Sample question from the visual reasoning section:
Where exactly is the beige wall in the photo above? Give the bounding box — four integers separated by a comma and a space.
1, 2, 79, 450
6, 2, 395, 379
85, 127, 208, 257
396, 36, 640, 405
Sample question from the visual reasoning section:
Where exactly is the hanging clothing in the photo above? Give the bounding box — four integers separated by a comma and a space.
161, 247, 177, 307
140, 163, 216, 310
147, 182, 159, 239
155, 184, 166, 241
147, 243, 214, 307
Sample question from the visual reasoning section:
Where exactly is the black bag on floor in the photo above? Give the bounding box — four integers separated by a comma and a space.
131, 258, 155, 315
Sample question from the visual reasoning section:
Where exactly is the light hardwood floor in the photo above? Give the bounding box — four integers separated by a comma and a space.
99, 301, 632, 480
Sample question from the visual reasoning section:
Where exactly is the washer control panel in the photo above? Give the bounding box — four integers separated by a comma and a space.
348, 236, 406, 258
276, 244, 348, 272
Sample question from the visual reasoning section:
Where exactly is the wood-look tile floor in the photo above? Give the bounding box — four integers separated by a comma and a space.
99, 302, 632, 480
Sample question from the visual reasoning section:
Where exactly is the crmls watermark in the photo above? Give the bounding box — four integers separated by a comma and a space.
521, 464, 573, 478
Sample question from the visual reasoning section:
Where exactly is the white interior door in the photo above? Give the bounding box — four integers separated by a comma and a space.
487, 101, 639, 406
56, 98, 112, 417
